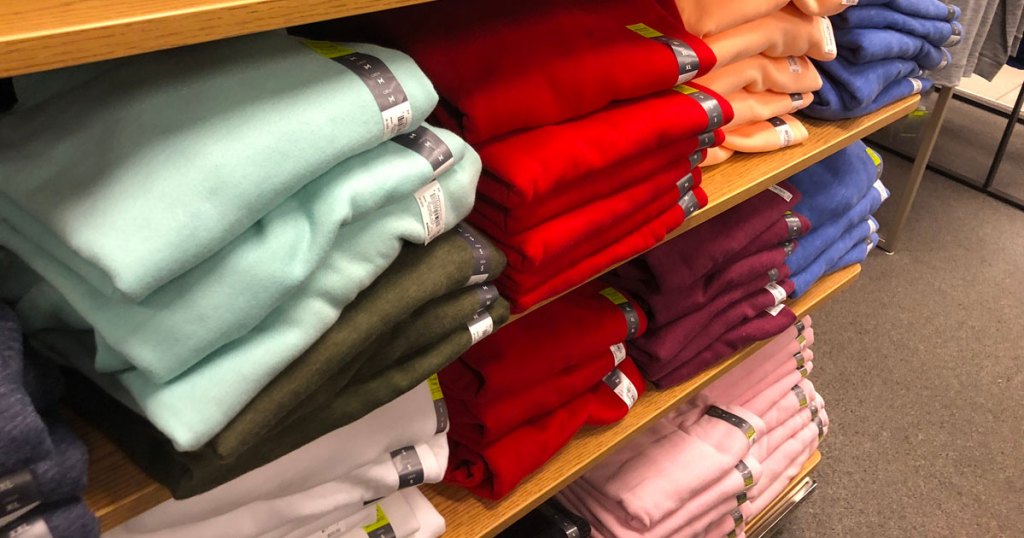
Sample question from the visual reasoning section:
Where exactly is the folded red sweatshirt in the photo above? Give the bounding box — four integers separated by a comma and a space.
654, 306, 799, 387
605, 181, 801, 303
633, 279, 796, 382
473, 132, 718, 235
445, 358, 647, 499
311, 0, 717, 143
447, 342, 626, 445
474, 84, 732, 219
500, 194, 702, 312
476, 167, 698, 275
440, 280, 648, 398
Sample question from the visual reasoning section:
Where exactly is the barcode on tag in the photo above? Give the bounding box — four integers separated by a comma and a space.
787, 56, 802, 73
467, 311, 494, 345
610, 343, 627, 366
820, 17, 837, 56
769, 184, 793, 201
768, 117, 795, 147
414, 181, 446, 244
603, 368, 639, 409
765, 303, 786, 317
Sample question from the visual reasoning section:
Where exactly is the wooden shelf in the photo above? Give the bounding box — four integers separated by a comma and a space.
422, 265, 858, 538
510, 94, 920, 321
0, 0, 432, 77
745, 450, 822, 535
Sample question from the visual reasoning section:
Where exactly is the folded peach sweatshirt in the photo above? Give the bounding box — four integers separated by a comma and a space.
695, 55, 823, 96
704, 5, 839, 68
727, 90, 815, 127
724, 114, 810, 153
663, 0, 788, 37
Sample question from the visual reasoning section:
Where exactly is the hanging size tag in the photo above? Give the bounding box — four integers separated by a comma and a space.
673, 85, 725, 130
427, 374, 449, 434
603, 368, 639, 409
467, 311, 495, 345
609, 343, 627, 366
390, 446, 425, 489
414, 181, 446, 244
769, 184, 793, 202
627, 24, 701, 84
768, 117, 795, 147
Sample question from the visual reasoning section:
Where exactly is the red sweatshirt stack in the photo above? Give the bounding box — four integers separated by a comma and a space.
311, 0, 731, 312
440, 281, 650, 499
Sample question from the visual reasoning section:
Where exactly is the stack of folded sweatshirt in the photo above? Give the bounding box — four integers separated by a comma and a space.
785, 141, 889, 297
439, 281, 649, 499
662, 0, 849, 163
499, 500, 592, 538
606, 181, 810, 388
804, 0, 963, 119
103, 381, 449, 538
306, 0, 735, 312
0, 31, 505, 503
0, 305, 97, 538
557, 318, 828, 538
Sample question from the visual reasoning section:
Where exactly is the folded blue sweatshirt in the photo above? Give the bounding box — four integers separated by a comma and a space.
855, 0, 961, 22
805, 61, 931, 120
792, 218, 879, 297
11, 125, 470, 383
789, 181, 888, 275
816, 56, 923, 110
0, 32, 437, 302
787, 141, 882, 222
833, 6, 962, 47
54, 150, 482, 451
836, 27, 951, 70
0, 305, 52, 476
826, 233, 880, 275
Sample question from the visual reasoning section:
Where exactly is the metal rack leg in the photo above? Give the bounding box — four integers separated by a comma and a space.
981, 83, 1024, 190
878, 85, 955, 254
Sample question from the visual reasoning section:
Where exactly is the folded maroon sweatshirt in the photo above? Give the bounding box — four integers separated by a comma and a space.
309, 0, 717, 143
445, 358, 647, 499
634, 279, 796, 382
654, 307, 799, 387
440, 280, 648, 398
447, 342, 626, 445
500, 194, 703, 312
606, 182, 801, 302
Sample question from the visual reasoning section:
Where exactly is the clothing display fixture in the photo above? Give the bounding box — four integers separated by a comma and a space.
0, 0, 935, 536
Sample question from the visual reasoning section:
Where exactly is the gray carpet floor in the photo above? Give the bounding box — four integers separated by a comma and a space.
775, 149, 1024, 537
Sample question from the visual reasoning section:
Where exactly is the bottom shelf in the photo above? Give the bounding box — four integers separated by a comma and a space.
746, 450, 822, 536
424, 265, 858, 538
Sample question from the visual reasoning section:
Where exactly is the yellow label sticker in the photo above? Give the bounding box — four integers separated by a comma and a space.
672, 84, 699, 95
626, 23, 664, 38
303, 39, 355, 59
363, 505, 391, 533
599, 287, 629, 305
427, 374, 444, 401
866, 147, 882, 167
909, 109, 928, 118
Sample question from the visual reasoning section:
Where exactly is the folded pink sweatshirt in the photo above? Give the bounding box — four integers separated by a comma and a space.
742, 353, 816, 418
695, 55, 822, 96
755, 377, 819, 437
749, 412, 828, 502
728, 330, 816, 408
704, 5, 838, 68
751, 389, 822, 464
704, 503, 751, 538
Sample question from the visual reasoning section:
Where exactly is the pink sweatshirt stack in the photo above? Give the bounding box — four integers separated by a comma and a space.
557, 316, 828, 537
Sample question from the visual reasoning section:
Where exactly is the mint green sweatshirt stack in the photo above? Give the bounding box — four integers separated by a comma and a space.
0, 31, 482, 451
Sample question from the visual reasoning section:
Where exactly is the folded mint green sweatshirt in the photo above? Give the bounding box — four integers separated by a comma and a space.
51, 149, 481, 451
0, 31, 437, 302
10, 124, 468, 383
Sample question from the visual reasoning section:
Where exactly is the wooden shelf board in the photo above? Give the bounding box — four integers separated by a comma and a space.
510, 95, 920, 321
0, 0, 432, 77
745, 450, 822, 535
423, 265, 858, 538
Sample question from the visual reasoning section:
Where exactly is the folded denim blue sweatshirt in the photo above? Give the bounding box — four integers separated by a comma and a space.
792, 218, 878, 297
837, 27, 951, 70
856, 0, 961, 21
49, 151, 481, 451
0, 32, 437, 303
833, 6, 962, 47
827, 232, 880, 275
788, 141, 882, 222
0, 305, 53, 475
805, 60, 931, 120
789, 182, 888, 275
11, 125, 469, 383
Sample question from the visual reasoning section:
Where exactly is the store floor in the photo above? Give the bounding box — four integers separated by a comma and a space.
777, 151, 1024, 537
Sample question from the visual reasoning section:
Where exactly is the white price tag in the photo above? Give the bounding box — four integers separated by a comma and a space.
765, 282, 788, 305
769, 184, 793, 202
414, 181, 446, 244
765, 303, 786, 317
467, 312, 494, 345
787, 56, 802, 73
820, 17, 837, 56
909, 77, 923, 94
873, 179, 890, 202
603, 369, 639, 409
610, 343, 627, 366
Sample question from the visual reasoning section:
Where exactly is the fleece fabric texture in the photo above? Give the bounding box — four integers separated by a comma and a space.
695, 55, 823, 97
790, 187, 887, 276
657, 0, 788, 37
497, 500, 592, 538
7, 501, 99, 538
857, 0, 962, 21
809, 56, 924, 113
792, 219, 879, 297
469, 83, 732, 233
0, 32, 437, 302
833, 6, 962, 47
208, 224, 506, 458
24, 421, 89, 504
35, 151, 480, 453
805, 64, 931, 119
786, 141, 883, 229
105, 435, 446, 538
836, 27, 951, 69
727, 90, 814, 126
445, 358, 647, 500
828, 233, 880, 275
605, 181, 801, 319
703, 5, 839, 68
307, 0, 716, 143
723, 114, 809, 152
0, 305, 52, 475
11, 124, 470, 383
